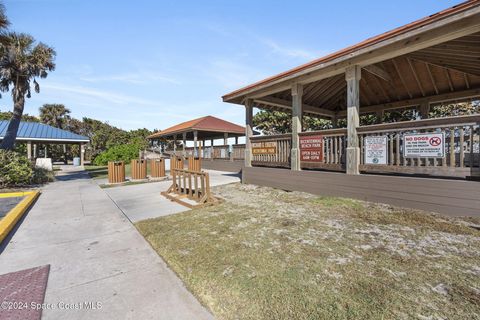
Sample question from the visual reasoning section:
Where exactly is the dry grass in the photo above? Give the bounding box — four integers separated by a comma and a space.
136, 183, 480, 320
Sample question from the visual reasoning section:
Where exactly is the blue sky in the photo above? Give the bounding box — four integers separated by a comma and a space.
1, 0, 460, 131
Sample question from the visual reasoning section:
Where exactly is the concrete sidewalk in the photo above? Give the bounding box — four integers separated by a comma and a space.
104, 169, 240, 222
0, 167, 213, 320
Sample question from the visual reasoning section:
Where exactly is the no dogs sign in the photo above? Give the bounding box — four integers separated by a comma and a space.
404, 133, 445, 158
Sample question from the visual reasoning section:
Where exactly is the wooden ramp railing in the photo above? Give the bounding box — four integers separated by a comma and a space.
161, 168, 218, 208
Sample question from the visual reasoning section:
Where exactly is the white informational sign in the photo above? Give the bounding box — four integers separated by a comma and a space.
365, 136, 388, 164
404, 133, 445, 158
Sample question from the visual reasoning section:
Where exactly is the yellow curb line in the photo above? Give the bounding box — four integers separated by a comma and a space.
0, 191, 40, 243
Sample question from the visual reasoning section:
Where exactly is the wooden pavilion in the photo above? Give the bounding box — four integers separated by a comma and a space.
147, 116, 247, 165
222, 1, 480, 216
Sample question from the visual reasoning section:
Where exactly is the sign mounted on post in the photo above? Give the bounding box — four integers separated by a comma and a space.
404, 133, 445, 158
299, 135, 323, 162
364, 136, 388, 165
252, 141, 277, 155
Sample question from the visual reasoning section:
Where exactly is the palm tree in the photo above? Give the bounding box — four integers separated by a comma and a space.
0, 32, 56, 150
39, 103, 71, 129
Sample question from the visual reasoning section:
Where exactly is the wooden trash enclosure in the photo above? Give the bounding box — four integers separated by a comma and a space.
150, 158, 166, 178
131, 159, 147, 180
188, 156, 202, 172
170, 155, 184, 171
161, 168, 218, 208
108, 161, 125, 184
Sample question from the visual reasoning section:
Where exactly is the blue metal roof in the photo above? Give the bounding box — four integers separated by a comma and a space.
0, 120, 90, 142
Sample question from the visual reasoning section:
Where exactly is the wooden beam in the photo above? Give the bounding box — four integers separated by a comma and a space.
407, 58, 426, 97
363, 64, 392, 82
245, 99, 253, 167
426, 63, 439, 95
392, 58, 413, 99
253, 96, 335, 117
291, 83, 303, 171
337, 87, 480, 116
345, 65, 361, 175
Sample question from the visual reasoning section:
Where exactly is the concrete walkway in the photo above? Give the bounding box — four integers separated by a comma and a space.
0, 167, 213, 320
104, 170, 240, 222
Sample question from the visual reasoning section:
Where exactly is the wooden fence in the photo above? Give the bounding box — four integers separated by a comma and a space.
161, 168, 217, 208
357, 114, 480, 178
299, 129, 347, 171
108, 161, 125, 184
247, 115, 480, 179
251, 134, 291, 168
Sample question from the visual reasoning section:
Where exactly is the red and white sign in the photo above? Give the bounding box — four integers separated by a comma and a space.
365, 136, 388, 165
404, 133, 445, 158
300, 135, 323, 162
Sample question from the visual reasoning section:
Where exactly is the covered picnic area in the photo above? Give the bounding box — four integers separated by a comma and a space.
222, 2, 480, 216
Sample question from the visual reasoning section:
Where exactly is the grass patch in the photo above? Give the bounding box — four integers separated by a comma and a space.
136, 183, 480, 320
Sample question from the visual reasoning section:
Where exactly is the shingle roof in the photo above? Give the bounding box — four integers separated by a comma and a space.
148, 116, 245, 139
0, 120, 90, 142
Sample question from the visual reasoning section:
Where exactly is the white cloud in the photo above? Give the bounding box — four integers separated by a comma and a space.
261, 38, 319, 60
41, 83, 159, 106
80, 72, 180, 85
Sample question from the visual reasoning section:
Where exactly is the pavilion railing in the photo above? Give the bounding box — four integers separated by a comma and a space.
177, 144, 246, 160
251, 134, 291, 168
357, 114, 480, 178
299, 129, 347, 171
247, 115, 480, 178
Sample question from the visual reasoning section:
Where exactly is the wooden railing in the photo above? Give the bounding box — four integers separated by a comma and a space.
251, 134, 291, 168
357, 115, 480, 178
299, 129, 347, 171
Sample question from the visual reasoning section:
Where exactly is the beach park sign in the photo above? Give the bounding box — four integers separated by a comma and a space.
404, 133, 445, 158
300, 135, 324, 162
252, 141, 277, 155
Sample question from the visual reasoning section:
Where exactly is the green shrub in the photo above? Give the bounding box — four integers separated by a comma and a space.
32, 167, 55, 184
93, 143, 141, 166
0, 149, 33, 187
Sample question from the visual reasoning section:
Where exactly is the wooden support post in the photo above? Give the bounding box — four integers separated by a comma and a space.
331, 114, 338, 128
27, 141, 32, 160
173, 134, 177, 154
44, 146, 48, 158
33, 144, 37, 158
291, 83, 303, 171
182, 132, 187, 157
63, 144, 67, 164
80, 143, 85, 166
193, 130, 198, 157
419, 101, 430, 119
210, 139, 214, 146
376, 110, 384, 124
223, 132, 228, 146
235, 136, 238, 145
346, 65, 361, 175
245, 99, 253, 167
